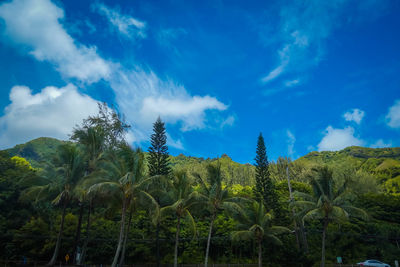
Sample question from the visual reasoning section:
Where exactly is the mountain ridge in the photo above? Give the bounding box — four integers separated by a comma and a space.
3, 138, 400, 190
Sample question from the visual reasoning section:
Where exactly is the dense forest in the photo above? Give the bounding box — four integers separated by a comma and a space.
1, 105, 400, 267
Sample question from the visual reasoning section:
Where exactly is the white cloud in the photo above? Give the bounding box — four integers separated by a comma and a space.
286, 130, 296, 157
370, 139, 392, 148
343, 108, 365, 124
386, 99, 400, 128
110, 69, 229, 139
0, 0, 231, 147
317, 126, 364, 151
92, 2, 146, 39
0, 84, 99, 148
0, 0, 111, 83
141, 96, 226, 127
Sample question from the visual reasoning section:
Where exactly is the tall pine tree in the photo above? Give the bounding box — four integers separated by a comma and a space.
148, 117, 171, 176
147, 117, 170, 267
253, 133, 279, 215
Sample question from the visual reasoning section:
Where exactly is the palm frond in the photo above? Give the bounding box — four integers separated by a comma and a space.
231, 230, 253, 242
342, 205, 369, 220
183, 209, 197, 238
303, 208, 324, 222
87, 181, 122, 198
269, 226, 291, 235
265, 234, 284, 246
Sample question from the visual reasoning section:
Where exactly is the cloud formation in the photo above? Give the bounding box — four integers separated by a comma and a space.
286, 130, 296, 157
0, 0, 112, 83
111, 69, 229, 137
317, 126, 364, 151
92, 2, 146, 39
261, 0, 387, 85
284, 79, 300, 87
0, 0, 231, 147
0, 84, 99, 148
386, 99, 400, 128
343, 108, 365, 124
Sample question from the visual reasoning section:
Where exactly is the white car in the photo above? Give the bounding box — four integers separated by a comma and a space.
357, 259, 391, 267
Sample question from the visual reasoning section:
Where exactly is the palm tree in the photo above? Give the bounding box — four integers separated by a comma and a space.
87, 145, 158, 267
195, 164, 243, 267
292, 166, 368, 267
144, 173, 171, 266
230, 200, 290, 267
21, 144, 86, 266
71, 125, 106, 264
161, 170, 200, 267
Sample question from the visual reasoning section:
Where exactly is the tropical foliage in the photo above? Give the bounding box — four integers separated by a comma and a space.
1, 108, 400, 266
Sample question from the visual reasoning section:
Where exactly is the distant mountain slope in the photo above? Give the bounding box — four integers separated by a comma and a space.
296, 146, 400, 170
296, 146, 400, 193
2, 138, 256, 185
5, 137, 66, 168
170, 153, 255, 185
4, 139, 400, 189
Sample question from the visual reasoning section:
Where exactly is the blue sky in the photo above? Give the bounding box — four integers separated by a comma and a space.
0, 0, 399, 163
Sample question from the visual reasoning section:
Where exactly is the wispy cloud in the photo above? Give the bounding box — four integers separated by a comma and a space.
260, 0, 389, 86
220, 115, 235, 129
157, 28, 187, 47
0, 0, 112, 83
343, 108, 365, 124
166, 133, 184, 150
262, 62, 287, 83
0, 0, 232, 147
92, 2, 146, 39
284, 79, 300, 87
286, 130, 296, 157
386, 99, 400, 128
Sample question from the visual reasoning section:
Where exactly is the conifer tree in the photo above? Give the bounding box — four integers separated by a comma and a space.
147, 117, 170, 267
148, 117, 171, 176
253, 133, 279, 214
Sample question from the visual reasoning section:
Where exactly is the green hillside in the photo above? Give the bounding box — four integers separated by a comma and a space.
297, 146, 400, 193
297, 146, 400, 172
2, 138, 400, 265
5, 138, 400, 192
170, 153, 255, 185
3, 138, 256, 185
5, 137, 67, 168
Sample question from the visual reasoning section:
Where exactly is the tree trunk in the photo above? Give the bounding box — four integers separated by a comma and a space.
321, 219, 328, 267
300, 222, 309, 253
174, 216, 181, 267
119, 210, 133, 267
79, 201, 93, 265
47, 200, 68, 266
156, 221, 160, 267
286, 166, 301, 251
258, 240, 262, 267
73, 202, 84, 264
111, 197, 128, 267
204, 213, 215, 267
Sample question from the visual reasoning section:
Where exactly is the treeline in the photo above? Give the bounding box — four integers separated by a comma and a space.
1, 104, 400, 267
